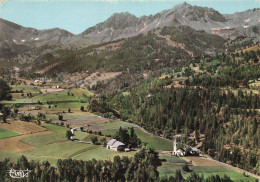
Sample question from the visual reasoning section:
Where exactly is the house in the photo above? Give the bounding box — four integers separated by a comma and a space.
107, 139, 116, 149
111, 141, 125, 151
107, 139, 125, 151
176, 149, 186, 157
172, 138, 200, 157
52, 85, 60, 89
190, 147, 200, 156
147, 93, 153, 98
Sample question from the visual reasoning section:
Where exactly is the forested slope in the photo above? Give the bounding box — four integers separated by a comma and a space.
88, 46, 260, 174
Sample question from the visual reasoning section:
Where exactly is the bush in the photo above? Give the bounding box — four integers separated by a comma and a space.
66, 130, 73, 140
182, 164, 191, 172
80, 106, 84, 111
58, 114, 63, 121
90, 136, 98, 144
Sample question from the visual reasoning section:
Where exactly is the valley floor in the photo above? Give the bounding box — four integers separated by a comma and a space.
0, 84, 259, 181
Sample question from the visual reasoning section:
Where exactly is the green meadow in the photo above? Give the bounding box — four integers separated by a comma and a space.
134, 128, 173, 151
158, 163, 257, 182
0, 128, 21, 139
102, 127, 173, 151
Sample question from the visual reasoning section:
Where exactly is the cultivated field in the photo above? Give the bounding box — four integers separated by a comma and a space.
0, 128, 20, 139
158, 155, 258, 181
1, 84, 258, 180
134, 128, 173, 151
102, 127, 173, 151
0, 120, 46, 134
0, 130, 51, 152
51, 115, 109, 128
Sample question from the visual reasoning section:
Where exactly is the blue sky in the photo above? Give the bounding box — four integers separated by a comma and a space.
0, 0, 259, 34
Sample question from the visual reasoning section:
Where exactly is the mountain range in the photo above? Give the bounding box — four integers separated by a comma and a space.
0, 2, 259, 90
0, 2, 259, 46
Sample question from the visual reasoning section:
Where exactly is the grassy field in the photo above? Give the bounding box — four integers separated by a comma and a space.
48, 102, 89, 110
73, 146, 138, 161
0, 128, 21, 139
24, 137, 136, 165
71, 88, 94, 97
22, 133, 66, 146
43, 123, 68, 135
0, 122, 123, 166
98, 120, 138, 130
74, 131, 90, 140
21, 123, 68, 147
134, 128, 173, 151
19, 123, 137, 166
11, 85, 43, 93
81, 133, 106, 142
35, 91, 87, 103
1, 81, 258, 180
25, 140, 98, 158
102, 127, 173, 151
0, 119, 257, 181
158, 163, 257, 181
159, 154, 187, 163
102, 129, 118, 136
1, 85, 140, 167
100, 120, 138, 136
0, 150, 60, 167
43, 113, 93, 121
0, 91, 88, 104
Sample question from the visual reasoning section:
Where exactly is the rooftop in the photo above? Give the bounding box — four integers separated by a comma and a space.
107, 139, 116, 146
111, 141, 125, 148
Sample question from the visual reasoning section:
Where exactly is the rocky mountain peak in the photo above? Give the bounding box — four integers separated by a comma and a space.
168, 2, 227, 22
1, 3, 259, 47
104, 12, 138, 29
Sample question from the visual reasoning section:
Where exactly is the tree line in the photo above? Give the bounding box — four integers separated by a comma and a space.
0, 148, 161, 182
0, 149, 238, 182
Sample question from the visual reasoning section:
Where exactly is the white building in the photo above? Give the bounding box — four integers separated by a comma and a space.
172, 137, 200, 157
107, 139, 125, 151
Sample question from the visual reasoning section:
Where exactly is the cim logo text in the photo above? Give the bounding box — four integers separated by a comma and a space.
7, 168, 31, 179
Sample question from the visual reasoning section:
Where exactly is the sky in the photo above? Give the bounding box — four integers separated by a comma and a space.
0, 0, 259, 34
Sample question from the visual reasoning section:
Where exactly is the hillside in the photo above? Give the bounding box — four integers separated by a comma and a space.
0, 3, 259, 62
88, 44, 260, 174
20, 31, 226, 93
0, 3, 259, 87
0, 2, 260, 181
0, 18, 77, 44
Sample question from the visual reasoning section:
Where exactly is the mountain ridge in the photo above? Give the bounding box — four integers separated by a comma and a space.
0, 2, 259, 46
80, 2, 260, 42
0, 18, 79, 44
